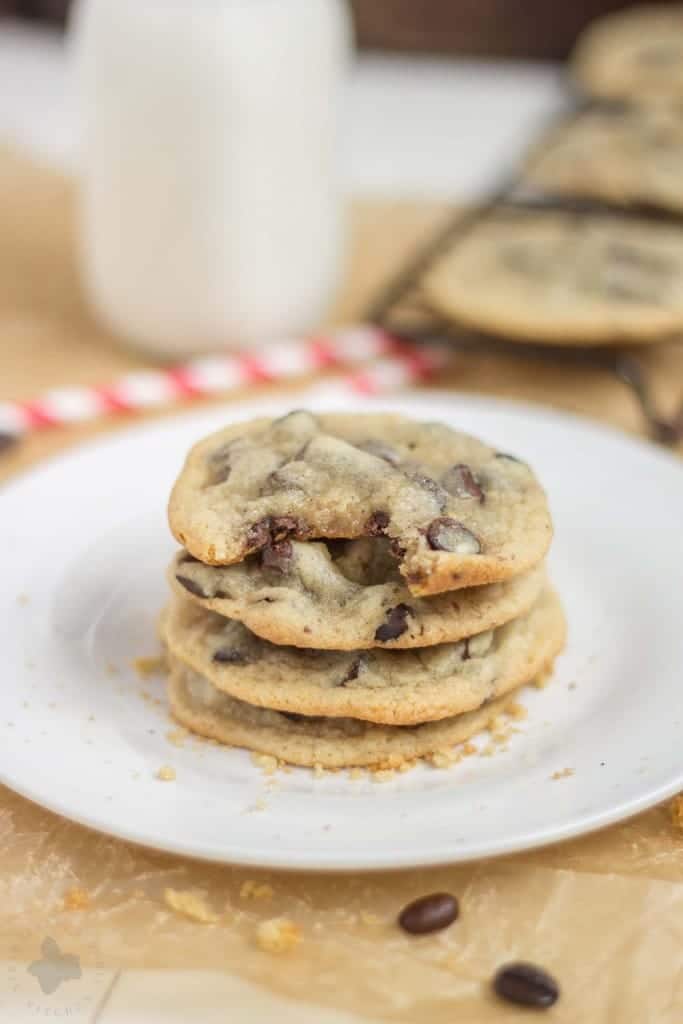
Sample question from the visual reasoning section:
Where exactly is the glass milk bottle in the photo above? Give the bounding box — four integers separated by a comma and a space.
70, 0, 352, 357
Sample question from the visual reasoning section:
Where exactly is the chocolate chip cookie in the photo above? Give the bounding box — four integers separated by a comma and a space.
572, 5, 683, 104
170, 544, 545, 650
161, 587, 565, 726
423, 210, 683, 345
526, 105, 683, 214
168, 659, 532, 770
168, 412, 552, 597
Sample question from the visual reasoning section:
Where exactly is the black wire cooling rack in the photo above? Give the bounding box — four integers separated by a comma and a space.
365, 101, 683, 446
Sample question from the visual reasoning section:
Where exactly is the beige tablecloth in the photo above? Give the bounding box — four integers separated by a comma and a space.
1, 146, 682, 1023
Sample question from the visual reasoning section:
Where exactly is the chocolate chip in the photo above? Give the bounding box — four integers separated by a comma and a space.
442, 463, 484, 502
405, 471, 448, 509
374, 604, 412, 642
246, 516, 307, 552
398, 893, 459, 935
338, 656, 366, 686
366, 511, 390, 537
0, 432, 19, 455
261, 540, 293, 574
356, 439, 401, 465
495, 452, 524, 464
175, 575, 208, 599
207, 439, 242, 485
212, 647, 249, 665
493, 963, 560, 1009
390, 538, 406, 559
426, 518, 481, 554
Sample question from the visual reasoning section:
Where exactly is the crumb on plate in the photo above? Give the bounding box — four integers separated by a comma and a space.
256, 917, 301, 953
164, 888, 219, 924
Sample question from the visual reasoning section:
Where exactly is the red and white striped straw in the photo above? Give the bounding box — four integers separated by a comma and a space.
0, 326, 449, 442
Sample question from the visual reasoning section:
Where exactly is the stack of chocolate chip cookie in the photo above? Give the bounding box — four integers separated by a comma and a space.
161, 411, 565, 770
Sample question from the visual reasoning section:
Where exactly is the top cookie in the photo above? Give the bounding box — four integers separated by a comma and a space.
572, 5, 683, 104
168, 411, 552, 597
526, 105, 683, 214
423, 209, 683, 345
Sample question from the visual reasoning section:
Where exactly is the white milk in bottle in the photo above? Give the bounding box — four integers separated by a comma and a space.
70, 0, 352, 357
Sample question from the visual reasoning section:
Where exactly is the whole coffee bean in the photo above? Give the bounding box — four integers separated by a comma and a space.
398, 892, 459, 935
493, 962, 560, 1009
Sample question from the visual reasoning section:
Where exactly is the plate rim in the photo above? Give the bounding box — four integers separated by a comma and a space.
1, 386, 682, 870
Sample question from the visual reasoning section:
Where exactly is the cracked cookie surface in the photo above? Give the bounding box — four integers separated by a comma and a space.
423, 210, 683, 345
168, 411, 552, 596
170, 544, 545, 650
160, 587, 565, 726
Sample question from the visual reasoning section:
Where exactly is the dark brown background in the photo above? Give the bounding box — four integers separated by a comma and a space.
0, 0, 675, 58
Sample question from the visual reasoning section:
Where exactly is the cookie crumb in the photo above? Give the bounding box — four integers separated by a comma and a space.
16, 593, 29, 606
164, 889, 219, 923
63, 887, 90, 911
669, 795, 683, 829
507, 702, 528, 721
313, 763, 327, 779
166, 728, 188, 748
105, 662, 120, 677
551, 768, 574, 780
156, 765, 176, 782
240, 881, 274, 903
245, 798, 268, 813
251, 753, 280, 776
134, 655, 167, 679
256, 917, 301, 953
348, 768, 364, 780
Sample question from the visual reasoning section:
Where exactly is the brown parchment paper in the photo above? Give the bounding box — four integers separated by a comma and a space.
1, 144, 682, 1022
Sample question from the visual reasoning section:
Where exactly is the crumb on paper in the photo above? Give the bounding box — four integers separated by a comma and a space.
568, 682, 577, 691
134, 655, 167, 680
156, 765, 176, 782
507, 702, 528, 721
313, 763, 327, 779
245, 798, 268, 813
551, 768, 574, 781
17, 593, 29, 606
164, 888, 219, 924
240, 881, 274, 903
62, 887, 90, 911
348, 768, 364, 781
105, 662, 120, 677
256, 918, 301, 953
250, 753, 280, 776
669, 795, 683, 829
166, 728, 188, 748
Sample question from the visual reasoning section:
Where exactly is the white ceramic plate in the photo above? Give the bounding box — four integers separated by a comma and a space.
1, 389, 682, 871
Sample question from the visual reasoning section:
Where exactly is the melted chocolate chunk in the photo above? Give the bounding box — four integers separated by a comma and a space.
405, 471, 448, 510
261, 540, 293, 574
338, 656, 367, 686
426, 518, 481, 554
442, 463, 484, 502
175, 575, 208, 599
366, 511, 390, 537
356, 439, 401, 465
374, 604, 412, 642
212, 647, 249, 665
246, 515, 307, 552
493, 963, 560, 1009
398, 893, 459, 935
